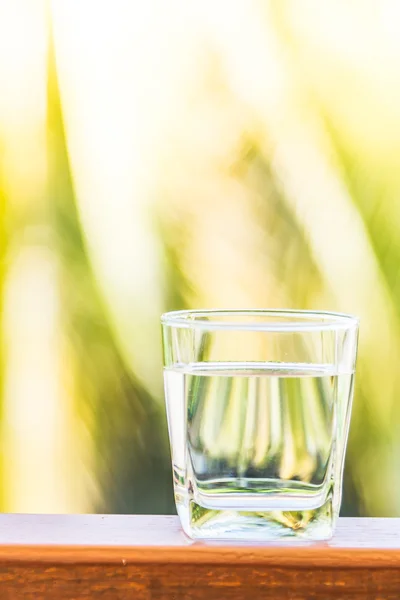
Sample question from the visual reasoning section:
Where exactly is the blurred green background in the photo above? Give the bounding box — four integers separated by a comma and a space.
0, 0, 400, 516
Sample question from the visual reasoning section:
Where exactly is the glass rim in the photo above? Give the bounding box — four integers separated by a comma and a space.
161, 309, 359, 332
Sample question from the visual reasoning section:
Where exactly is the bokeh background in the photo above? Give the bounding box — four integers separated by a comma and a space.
0, 0, 399, 516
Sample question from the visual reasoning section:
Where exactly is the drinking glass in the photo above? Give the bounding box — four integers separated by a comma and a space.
161, 309, 359, 541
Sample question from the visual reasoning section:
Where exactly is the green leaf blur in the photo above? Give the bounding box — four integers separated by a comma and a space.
0, 0, 398, 516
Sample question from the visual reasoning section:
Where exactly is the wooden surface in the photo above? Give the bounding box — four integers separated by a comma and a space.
0, 516, 399, 599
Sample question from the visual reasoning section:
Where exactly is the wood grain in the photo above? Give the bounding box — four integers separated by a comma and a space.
0, 516, 398, 599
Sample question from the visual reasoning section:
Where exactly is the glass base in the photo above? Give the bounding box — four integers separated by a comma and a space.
177, 496, 335, 541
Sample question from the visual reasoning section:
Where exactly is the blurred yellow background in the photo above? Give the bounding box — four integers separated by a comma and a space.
0, 0, 399, 516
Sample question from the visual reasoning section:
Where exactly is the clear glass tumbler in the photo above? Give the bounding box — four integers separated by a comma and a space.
161, 309, 359, 541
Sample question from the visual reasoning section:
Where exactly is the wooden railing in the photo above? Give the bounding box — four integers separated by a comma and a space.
0, 515, 398, 598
